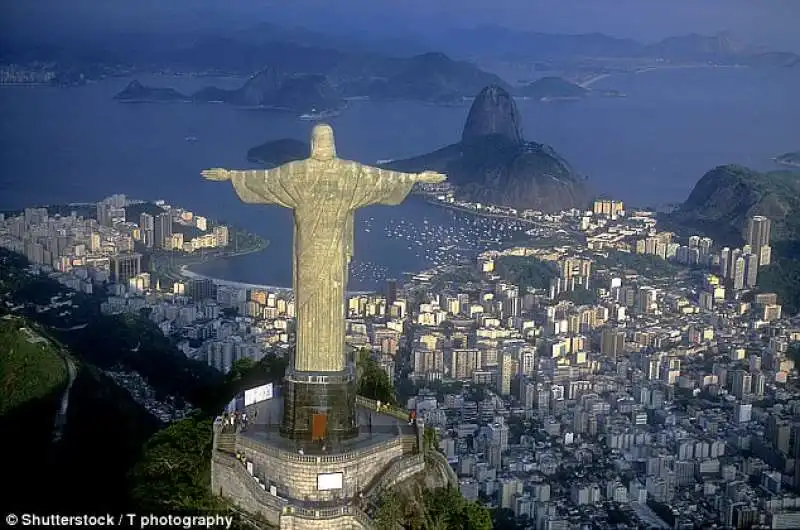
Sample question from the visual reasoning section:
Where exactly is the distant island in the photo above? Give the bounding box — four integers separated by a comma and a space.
247, 138, 309, 166
519, 76, 589, 101
114, 72, 346, 115
113, 81, 191, 103
775, 151, 800, 168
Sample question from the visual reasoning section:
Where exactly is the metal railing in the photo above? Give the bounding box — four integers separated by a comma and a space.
213, 453, 289, 513
364, 454, 424, 497
237, 434, 411, 465
284, 503, 375, 527
355, 395, 410, 422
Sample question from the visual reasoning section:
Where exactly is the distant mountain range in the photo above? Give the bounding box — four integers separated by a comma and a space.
663, 165, 800, 245
431, 27, 800, 67
2, 24, 797, 91
248, 84, 589, 213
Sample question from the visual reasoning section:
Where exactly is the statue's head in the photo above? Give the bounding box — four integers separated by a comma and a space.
310, 124, 337, 161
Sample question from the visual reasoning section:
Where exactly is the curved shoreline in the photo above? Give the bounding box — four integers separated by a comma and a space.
180, 265, 374, 296
179, 265, 291, 293
579, 63, 749, 89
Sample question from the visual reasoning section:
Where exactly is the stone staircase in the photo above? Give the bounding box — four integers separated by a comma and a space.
217, 432, 236, 454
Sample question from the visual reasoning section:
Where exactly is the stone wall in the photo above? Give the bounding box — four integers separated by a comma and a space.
212, 454, 285, 527
366, 454, 425, 497
213, 452, 378, 530
279, 514, 371, 530
238, 435, 415, 501
425, 450, 459, 489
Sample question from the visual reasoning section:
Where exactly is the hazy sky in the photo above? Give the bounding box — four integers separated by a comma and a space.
2, 0, 799, 51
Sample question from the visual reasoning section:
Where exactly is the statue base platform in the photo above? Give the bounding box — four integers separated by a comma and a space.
212, 396, 424, 529
280, 370, 359, 444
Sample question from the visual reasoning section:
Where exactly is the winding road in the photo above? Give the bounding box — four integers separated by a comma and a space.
52, 354, 77, 443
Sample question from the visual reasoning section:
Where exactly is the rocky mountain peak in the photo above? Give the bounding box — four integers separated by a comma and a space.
461, 84, 523, 145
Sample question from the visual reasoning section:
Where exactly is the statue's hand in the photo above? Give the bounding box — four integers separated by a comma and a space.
202, 168, 231, 181
415, 171, 447, 184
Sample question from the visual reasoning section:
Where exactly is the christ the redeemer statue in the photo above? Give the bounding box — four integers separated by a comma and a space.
202, 125, 445, 376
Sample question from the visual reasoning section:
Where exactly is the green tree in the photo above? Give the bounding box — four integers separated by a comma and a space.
129, 416, 220, 513
788, 342, 800, 365
357, 349, 396, 405
495, 255, 558, 292
463, 502, 493, 530
423, 427, 440, 452
423, 487, 492, 530
492, 507, 521, 530
376, 491, 403, 530
758, 259, 800, 316
555, 286, 598, 305
226, 358, 256, 383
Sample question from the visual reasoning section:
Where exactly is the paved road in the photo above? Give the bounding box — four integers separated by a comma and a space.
631, 501, 670, 529
53, 355, 77, 443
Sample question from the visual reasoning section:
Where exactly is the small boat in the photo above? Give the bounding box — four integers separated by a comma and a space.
185, 136, 198, 142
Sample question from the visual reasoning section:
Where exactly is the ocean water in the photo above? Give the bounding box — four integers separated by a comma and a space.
1, 66, 798, 288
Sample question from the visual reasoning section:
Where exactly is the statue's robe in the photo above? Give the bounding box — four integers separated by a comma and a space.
229, 159, 415, 373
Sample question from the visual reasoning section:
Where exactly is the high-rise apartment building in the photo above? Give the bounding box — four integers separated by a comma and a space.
601, 328, 626, 361
732, 256, 746, 290
385, 278, 398, 306
96, 203, 111, 227
592, 199, 624, 217
450, 348, 480, 380
497, 353, 514, 396
188, 278, 217, 302
139, 213, 154, 248
719, 247, 731, 278
744, 253, 759, 289
154, 212, 173, 249
110, 252, 142, 285
759, 245, 772, 267
212, 225, 229, 248
747, 216, 771, 265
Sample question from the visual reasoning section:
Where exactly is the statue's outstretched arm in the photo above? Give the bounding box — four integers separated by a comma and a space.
202, 165, 299, 208
349, 164, 446, 208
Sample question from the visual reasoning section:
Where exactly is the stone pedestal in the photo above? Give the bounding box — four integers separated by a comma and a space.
280, 370, 358, 443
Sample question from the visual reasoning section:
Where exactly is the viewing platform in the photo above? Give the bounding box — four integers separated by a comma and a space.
211, 395, 425, 529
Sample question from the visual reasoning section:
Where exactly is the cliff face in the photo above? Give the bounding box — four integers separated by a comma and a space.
669, 164, 800, 243
386, 85, 588, 212
462, 85, 523, 144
